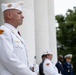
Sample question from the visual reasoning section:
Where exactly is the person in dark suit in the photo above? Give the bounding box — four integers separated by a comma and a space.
56, 55, 65, 75
39, 54, 46, 75
63, 54, 74, 75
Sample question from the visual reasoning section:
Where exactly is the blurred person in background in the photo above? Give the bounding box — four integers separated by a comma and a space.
56, 55, 65, 75
39, 54, 46, 75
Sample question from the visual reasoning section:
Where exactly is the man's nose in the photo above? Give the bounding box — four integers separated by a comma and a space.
21, 15, 24, 19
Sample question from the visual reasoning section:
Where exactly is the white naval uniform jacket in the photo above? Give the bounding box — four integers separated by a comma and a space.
0, 23, 37, 75
43, 59, 61, 75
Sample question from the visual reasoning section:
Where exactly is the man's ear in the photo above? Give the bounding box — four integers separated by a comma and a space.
7, 12, 12, 18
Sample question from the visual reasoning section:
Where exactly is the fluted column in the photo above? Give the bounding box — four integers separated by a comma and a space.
48, 0, 57, 63
34, 0, 57, 64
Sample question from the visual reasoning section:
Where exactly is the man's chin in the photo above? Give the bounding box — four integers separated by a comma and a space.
19, 22, 23, 25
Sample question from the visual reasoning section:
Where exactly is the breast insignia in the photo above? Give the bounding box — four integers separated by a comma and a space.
0, 30, 4, 34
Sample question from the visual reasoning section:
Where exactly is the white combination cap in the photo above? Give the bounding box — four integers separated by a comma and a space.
1, 1, 24, 12
64, 54, 72, 58
58, 55, 63, 58
43, 49, 53, 55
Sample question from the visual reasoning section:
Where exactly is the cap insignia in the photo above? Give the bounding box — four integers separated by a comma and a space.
46, 51, 48, 53
7, 4, 12, 8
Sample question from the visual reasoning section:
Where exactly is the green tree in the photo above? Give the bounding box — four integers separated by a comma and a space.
55, 7, 76, 74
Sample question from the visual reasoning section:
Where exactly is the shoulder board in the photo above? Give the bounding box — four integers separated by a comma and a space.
0, 30, 4, 34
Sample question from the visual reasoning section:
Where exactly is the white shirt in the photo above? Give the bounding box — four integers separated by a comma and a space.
0, 23, 37, 75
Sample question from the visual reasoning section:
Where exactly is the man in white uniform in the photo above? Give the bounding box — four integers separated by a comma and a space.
0, 2, 38, 75
43, 50, 61, 75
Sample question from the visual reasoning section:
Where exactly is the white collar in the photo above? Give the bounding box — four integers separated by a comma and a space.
4, 23, 18, 32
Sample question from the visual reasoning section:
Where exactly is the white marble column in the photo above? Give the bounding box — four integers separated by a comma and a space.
0, 0, 36, 63
48, 0, 57, 64
34, 0, 57, 64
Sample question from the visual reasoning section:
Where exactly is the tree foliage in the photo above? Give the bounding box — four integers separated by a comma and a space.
55, 7, 76, 74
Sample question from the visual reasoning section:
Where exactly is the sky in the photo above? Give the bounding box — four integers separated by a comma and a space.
54, 0, 76, 16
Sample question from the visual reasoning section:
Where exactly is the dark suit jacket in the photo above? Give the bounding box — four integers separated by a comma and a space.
39, 61, 45, 75
56, 61, 65, 75
63, 62, 74, 75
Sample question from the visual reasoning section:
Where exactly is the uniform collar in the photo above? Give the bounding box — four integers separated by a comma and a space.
4, 23, 26, 46
46, 58, 51, 61
4, 23, 18, 33
66, 62, 70, 65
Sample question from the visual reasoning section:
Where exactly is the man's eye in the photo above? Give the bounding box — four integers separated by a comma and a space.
17, 11, 22, 14
18, 13, 21, 14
